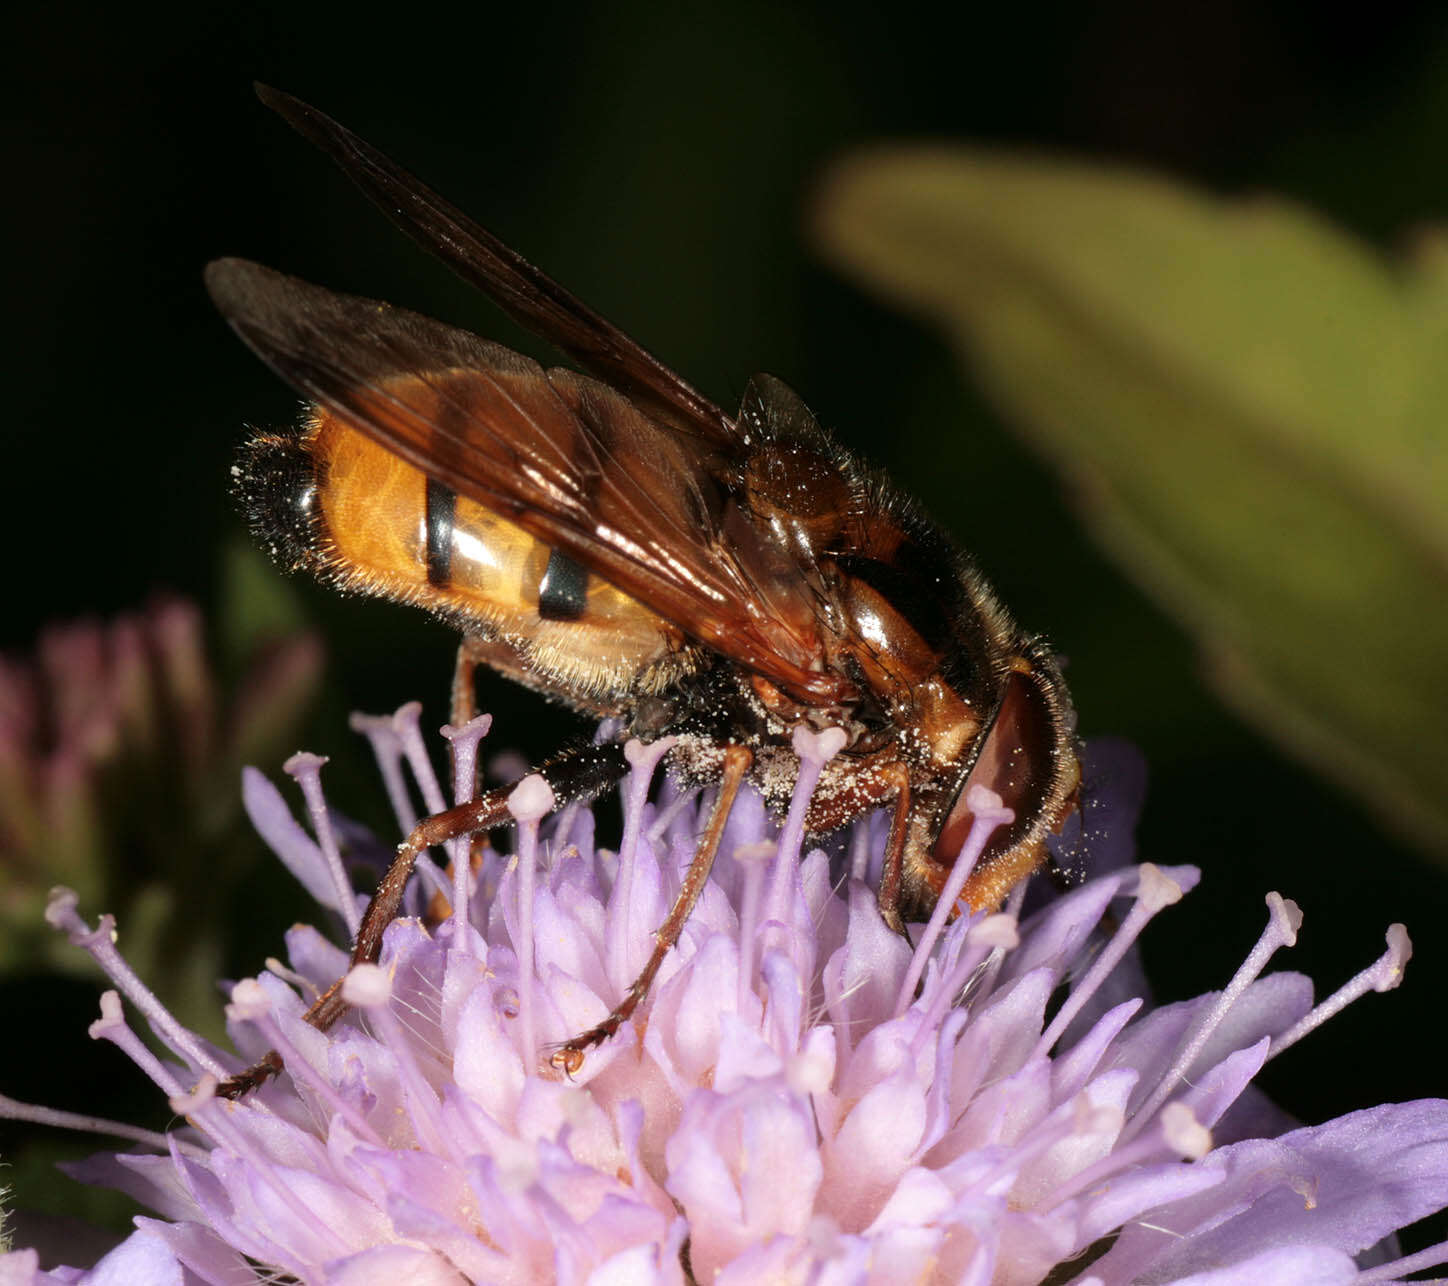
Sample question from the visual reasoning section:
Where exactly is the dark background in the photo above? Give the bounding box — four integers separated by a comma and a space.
8, 0, 1448, 1254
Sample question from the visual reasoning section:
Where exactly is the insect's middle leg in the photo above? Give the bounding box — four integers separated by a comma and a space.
427, 639, 493, 923
216, 740, 628, 1099
450, 637, 487, 730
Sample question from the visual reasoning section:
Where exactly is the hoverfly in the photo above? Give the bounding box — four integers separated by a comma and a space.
209, 87, 1080, 1095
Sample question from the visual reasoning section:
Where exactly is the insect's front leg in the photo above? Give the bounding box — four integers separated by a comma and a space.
552, 743, 753, 1075
216, 740, 629, 1099
875, 765, 912, 937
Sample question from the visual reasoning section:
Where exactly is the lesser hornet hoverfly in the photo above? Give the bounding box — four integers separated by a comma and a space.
209, 87, 1080, 1095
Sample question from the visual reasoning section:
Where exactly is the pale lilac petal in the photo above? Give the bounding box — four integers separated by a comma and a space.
1097, 1101, 1448, 1282
1177, 1040, 1270, 1129
645, 933, 743, 1092
450, 976, 525, 1116
81, 1230, 185, 1286
948, 968, 1054, 1104
242, 766, 338, 910
0, 1248, 47, 1285
384, 1194, 510, 1283
1075, 1159, 1226, 1244
665, 1085, 823, 1277
822, 882, 911, 1037
1192, 1103, 1448, 1260
131, 1219, 253, 1285
61, 1151, 199, 1223
1048, 736, 1149, 880
820, 1063, 928, 1231
1051, 998, 1143, 1100
322, 1243, 466, 1285
1159, 1243, 1361, 1284
1004, 875, 1125, 982
582, 1231, 688, 1286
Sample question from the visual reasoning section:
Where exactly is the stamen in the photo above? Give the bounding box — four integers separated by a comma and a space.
168, 1076, 219, 1117
1033, 864, 1184, 1060
895, 786, 1013, 1017
973, 880, 1028, 1003
906, 912, 1013, 1061
441, 713, 493, 955
172, 1049, 353, 1261
918, 911, 1022, 1052
733, 840, 776, 1014
0, 1091, 205, 1159
509, 774, 555, 1070
1160, 1101, 1213, 1160
914, 1007, 969, 1161
847, 813, 874, 883
392, 702, 470, 881
349, 711, 418, 834
765, 728, 847, 928
87, 997, 243, 1162
391, 702, 447, 813
647, 782, 702, 845
441, 713, 493, 807
264, 956, 315, 994
88, 991, 188, 1099
552, 798, 582, 855
45, 889, 228, 1079
608, 739, 674, 987
1124, 892, 1302, 1142
1269, 924, 1412, 1060
242, 768, 338, 910
284, 753, 360, 938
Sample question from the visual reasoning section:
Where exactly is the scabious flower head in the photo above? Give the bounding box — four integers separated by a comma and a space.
0, 597, 320, 1012
4, 708, 1448, 1284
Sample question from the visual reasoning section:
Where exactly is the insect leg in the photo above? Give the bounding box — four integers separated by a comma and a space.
874, 765, 912, 937
551, 743, 753, 1075
216, 740, 629, 1099
432, 638, 491, 922
450, 637, 488, 729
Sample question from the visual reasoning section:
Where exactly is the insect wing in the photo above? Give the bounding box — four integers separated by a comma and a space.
255, 85, 736, 449
206, 259, 837, 699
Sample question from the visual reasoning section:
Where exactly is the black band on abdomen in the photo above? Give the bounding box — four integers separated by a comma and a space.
425, 478, 456, 587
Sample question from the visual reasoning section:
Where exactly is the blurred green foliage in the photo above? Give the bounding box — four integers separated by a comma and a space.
815, 151, 1448, 861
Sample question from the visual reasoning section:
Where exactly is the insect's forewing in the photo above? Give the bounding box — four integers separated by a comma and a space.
255, 85, 736, 449
207, 258, 842, 701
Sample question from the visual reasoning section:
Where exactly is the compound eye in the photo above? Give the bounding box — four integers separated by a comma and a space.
932, 666, 1057, 870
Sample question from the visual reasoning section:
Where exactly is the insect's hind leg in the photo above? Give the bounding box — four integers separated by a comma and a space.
216, 740, 629, 1099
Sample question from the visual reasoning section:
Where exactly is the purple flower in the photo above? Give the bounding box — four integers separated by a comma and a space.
4, 711, 1448, 1284
0, 598, 321, 1027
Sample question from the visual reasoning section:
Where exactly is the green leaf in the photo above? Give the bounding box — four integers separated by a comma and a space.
815, 148, 1448, 860
216, 537, 312, 667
